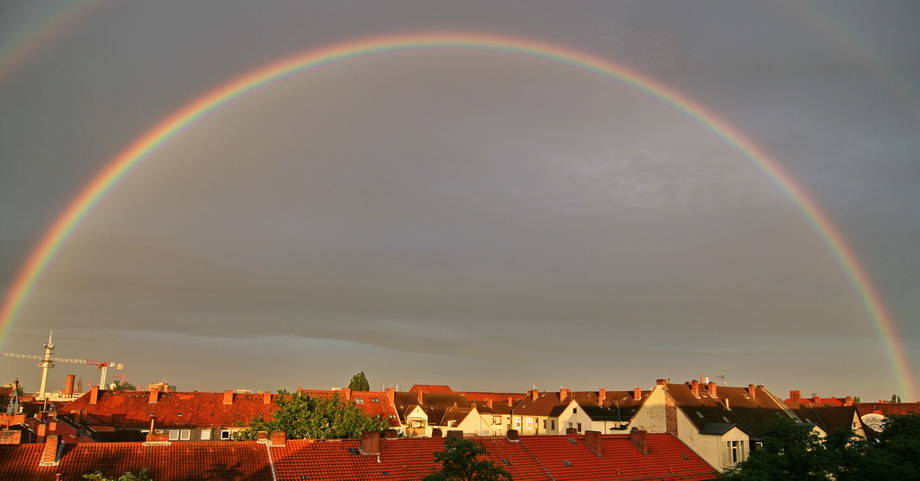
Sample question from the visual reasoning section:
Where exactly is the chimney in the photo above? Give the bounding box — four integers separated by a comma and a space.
418, 391, 424, 405
431, 428, 442, 438
656, 379, 669, 387
446, 430, 463, 440
37, 423, 47, 443
486, 398, 493, 409
384, 429, 398, 439
385, 388, 395, 406
343, 388, 352, 401
507, 397, 513, 407
270, 430, 286, 447
790, 390, 801, 402
530, 389, 539, 401
585, 430, 603, 457
64, 375, 75, 397
149, 417, 156, 433
566, 428, 578, 436
629, 428, 648, 454
223, 390, 234, 405
89, 386, 99, 405
506, 429, 519, 441
708, 382, 718, 398
598, 389, 606, 406
699, 374, 705, 383
633, 388, 642, 401
812, 393, 821, 403
40, 435, 61, 466
748, 385, 757, 399
691, 380, 700, 397
559, 388, 569, 401
263, 392, 273, 405
74, 410, 82, 423
256, 431, 269, 442
844, 396, 854, 406
149, 387, 159, 404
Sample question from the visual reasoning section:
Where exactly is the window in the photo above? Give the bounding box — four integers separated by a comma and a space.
551, 420, 555, 430
220, 430, 232, 440
577, 423, 582, 432
728, 440, 745, 465
200, 430, 211, 441
543, 419, 547, 429
526, 418, 533, 429
493, 416, 502, 425
572, 407, 577, 414
371, 398, 380, 403
514, 418, 521, 428
355, 398, 365, 404
168, 430, 180, 441
180, 430, 191, 441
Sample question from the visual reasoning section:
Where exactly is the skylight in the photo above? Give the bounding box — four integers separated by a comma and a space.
563, 460, 573, 467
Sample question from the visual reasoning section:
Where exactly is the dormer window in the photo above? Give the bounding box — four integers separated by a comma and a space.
355, 398, 365, 404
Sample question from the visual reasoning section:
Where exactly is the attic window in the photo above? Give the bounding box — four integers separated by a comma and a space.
722, 417, 730, 423
562, 460, 573, 467
696, 411, 704, 418
355, 398, 365, 404
502, 459, 511, 466
349, 448, 359, 455
568, 438, 577, 444
177, 412, 182, 416
681, 454, 689, 460
371, 398, 380, 403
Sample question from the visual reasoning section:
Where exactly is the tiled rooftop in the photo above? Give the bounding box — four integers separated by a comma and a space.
667, 382, 794, 439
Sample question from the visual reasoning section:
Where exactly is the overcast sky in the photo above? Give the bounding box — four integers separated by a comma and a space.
1, 1, 918, 402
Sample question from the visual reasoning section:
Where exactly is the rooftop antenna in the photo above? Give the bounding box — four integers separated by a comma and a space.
718, 368, 727, 386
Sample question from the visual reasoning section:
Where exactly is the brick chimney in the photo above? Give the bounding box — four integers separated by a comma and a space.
559, 388, 569, 401
748, 385, 757, 399
360, 431, 380, 454
385, 388, 395, 406
64, 375, 75, 397
446, 430, 463, 440
149, 387, 159, 404
629, 428, 648, 454
566, 427, 578, 436
507, 397, 513, 407
89, 386, 99, 405
418, 391, 424, 404
40, 435, 61, 466
506, 429, 519, 441
256, 431, 269, 443
263, 392, 273, 405
598, 389, 606, 406
633, 388, 642, 401
530, 389, 539, 401
844, 396, 854, 406
486, 398, 493, 409
656, 379, 669, 387
343, 388, 352, 401
223, 390, 234, 405
270, 430, 286, 446
384, 429, 398, 439
585, 430, 603, 457
431, 428, 442, 438
812, 393, 821, 403
790, 390, 801, 402
691, 380, 700, 397
37, 423, 47, 443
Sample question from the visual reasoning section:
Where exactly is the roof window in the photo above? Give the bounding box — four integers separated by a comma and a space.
502, 459, 511, 466
355, 398, 365, 404
563, 460, 573, 467
371, 398, 380, 403
696, 411, 704, 418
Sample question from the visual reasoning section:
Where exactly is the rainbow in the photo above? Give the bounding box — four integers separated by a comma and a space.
2, 32, 914, 398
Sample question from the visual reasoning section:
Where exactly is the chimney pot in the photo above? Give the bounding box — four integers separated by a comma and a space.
790, 390, 801, 402
223, 390, 234, 405
708, 382, 718, 398
633, 388, 642, 401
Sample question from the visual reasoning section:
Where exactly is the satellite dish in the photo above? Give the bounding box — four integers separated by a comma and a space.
109, 383, 117, 390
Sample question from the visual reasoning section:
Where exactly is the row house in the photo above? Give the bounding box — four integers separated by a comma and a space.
0, 428, 717, 480
855, 401, 920, 435
297, 388, 402, 432
784, 390, 865, 439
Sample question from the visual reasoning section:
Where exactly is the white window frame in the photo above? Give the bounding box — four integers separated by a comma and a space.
180, 429, 191, 441
220, 430, 232, 440
169, 430, 180, 441
200, 429, 212, 441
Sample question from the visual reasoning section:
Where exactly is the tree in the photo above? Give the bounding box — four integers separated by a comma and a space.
235, 390, 388, 440
83, 468, 151, 481
890, 394, 902, 403
719, 415, 828, 481
348, 371, 370, 391
423, 435, 513, 481
111, 379, 137, 391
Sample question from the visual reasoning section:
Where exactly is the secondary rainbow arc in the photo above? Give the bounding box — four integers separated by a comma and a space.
1, 31, 913, 399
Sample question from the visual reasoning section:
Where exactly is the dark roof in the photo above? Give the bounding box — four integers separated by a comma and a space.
513, 391, 573, 417
667, 383, 795, 439
699, 423, 744, 436
572, 390, 649, 423
785, 404, 858, 433
855, 402, 920, 417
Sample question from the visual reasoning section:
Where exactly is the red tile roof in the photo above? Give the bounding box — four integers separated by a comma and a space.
296, 390, 401, 427
855, 402, 920, 417
521, 433, 716, 480
409, 385, 455, 394
0, 441, 273, 481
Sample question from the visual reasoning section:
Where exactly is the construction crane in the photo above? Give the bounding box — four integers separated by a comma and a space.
0, 332, 123, 400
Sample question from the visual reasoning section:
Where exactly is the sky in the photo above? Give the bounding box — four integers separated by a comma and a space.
1, 1, 918, 402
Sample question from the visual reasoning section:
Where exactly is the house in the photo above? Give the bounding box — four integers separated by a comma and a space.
784, 390, 865, 439
511, 388, 583, 435
296, 388, 402, 431
569, 386, 668, 434
855, 401, 920, 435
57, 387, 277, 441
661, 379, 805, 472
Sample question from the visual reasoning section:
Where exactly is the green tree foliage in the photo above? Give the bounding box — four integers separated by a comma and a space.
83, 468, 151, 481
347, 371, 370, 391
719, 413, 920, 481
235, 390, 387, 440
423, 435, 513, 481
111, 379, 137, 391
